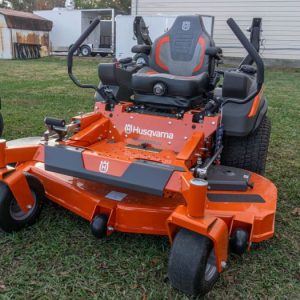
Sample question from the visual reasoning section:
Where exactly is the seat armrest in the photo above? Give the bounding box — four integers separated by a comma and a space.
98, 63, 117, 85
119, 57, 133, 65
205, 47, 223, 60
131, 44, 151, 55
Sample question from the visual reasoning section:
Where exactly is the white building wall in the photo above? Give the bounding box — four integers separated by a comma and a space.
132, 0, 300, 60
0, 15, 13, 59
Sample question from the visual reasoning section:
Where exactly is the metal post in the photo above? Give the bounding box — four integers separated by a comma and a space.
111, 9, 115, 54
186, 178, 208, 218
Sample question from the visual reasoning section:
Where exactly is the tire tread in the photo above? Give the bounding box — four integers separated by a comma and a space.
221, 116, 271, 174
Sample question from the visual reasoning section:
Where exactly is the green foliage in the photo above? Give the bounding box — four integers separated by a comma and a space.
9, 0, 34, 11
8, 0, 65, 11
5, 0, 130, 13
0, 0, 12, 8
75, 0, 131, 13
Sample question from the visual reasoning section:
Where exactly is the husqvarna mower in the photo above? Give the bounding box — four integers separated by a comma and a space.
0, 16, 277, 296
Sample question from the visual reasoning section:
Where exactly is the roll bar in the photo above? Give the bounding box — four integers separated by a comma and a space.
227, 18, 264, 90
222, 18, 265, 107
67, 17, 101, 93
240, 18, 262, 67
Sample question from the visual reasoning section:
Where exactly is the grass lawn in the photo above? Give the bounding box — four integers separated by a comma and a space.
0, 57, 299, 299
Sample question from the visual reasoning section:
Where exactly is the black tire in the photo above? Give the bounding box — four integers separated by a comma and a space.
91, 52, 98, 57
91, 214, 108, 238
221, 116, 271, 175
69, 44, 79, 56
0, 112, 4, 136
230, 228, 249, 255
99, 53, 108, 58
0, 173, 44, 233
80, 45, 91, 57
168, 228, 220, 296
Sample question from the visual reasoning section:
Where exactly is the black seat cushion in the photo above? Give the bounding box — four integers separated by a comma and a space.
134, 93, 204, 109
132, 67, 209, 98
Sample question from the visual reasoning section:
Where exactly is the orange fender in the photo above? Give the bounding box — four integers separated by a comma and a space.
167, 205, 228, 272
2, 170, 35, 213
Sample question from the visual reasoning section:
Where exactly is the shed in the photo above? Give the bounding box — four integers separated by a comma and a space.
0, 8, 53, 59
131, 0, 300, 65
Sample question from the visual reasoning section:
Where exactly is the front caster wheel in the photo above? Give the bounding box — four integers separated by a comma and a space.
230, 228, 249, 255
168, 228, 220, 297
91, 214, 108, 238
0, 173, 44, 233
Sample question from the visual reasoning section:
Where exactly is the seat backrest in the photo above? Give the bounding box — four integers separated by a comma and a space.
149, 15, 214, 76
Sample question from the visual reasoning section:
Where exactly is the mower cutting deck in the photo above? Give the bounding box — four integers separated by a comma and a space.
0, 16, 277, 296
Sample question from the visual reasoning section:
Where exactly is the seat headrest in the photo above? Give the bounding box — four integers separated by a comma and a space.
168, 15, 207, 36
149, 15, 214, 76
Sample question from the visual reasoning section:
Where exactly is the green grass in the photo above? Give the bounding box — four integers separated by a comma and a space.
0, 57, 299, 299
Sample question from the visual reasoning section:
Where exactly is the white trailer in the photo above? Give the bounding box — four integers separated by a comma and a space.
34, 8, 115, 57
115, 15, 214, 60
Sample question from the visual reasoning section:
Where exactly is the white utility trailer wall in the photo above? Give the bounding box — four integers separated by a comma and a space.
115, 15, 214, 60
34, 8, 115, 56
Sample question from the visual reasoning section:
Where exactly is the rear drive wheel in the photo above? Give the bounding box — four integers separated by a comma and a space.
221, 116, 271, 175
80, 45, 91, 57
0, 173, 44, 233
168, 228, 220, 296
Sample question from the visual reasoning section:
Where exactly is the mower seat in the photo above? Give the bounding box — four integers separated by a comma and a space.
132, 67, 209, 98
132, 15, 214, 108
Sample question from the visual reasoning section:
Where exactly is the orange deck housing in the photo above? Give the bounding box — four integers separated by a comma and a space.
0, 102, 277, 272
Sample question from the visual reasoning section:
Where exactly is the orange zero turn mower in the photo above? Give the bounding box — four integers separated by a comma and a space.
0, 16, 277, 296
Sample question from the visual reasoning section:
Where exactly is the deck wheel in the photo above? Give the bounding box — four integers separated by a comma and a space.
0, 173, 44, 233
168, 228, 220, 296
91, 214, 108, 238
230, 228, 249, 255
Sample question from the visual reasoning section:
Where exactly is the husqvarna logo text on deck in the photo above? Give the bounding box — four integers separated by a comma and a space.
124, 124, 174, 140
182, 21, 191, 31
99, 161, 109, 173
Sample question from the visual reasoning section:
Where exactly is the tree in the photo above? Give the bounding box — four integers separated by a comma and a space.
9, 0, 34, 11
35, 0, 66, 10
8, 0, 66, 11
6, 0, 130, 13
0, 1, 13, 8
75, 0, 131, 13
